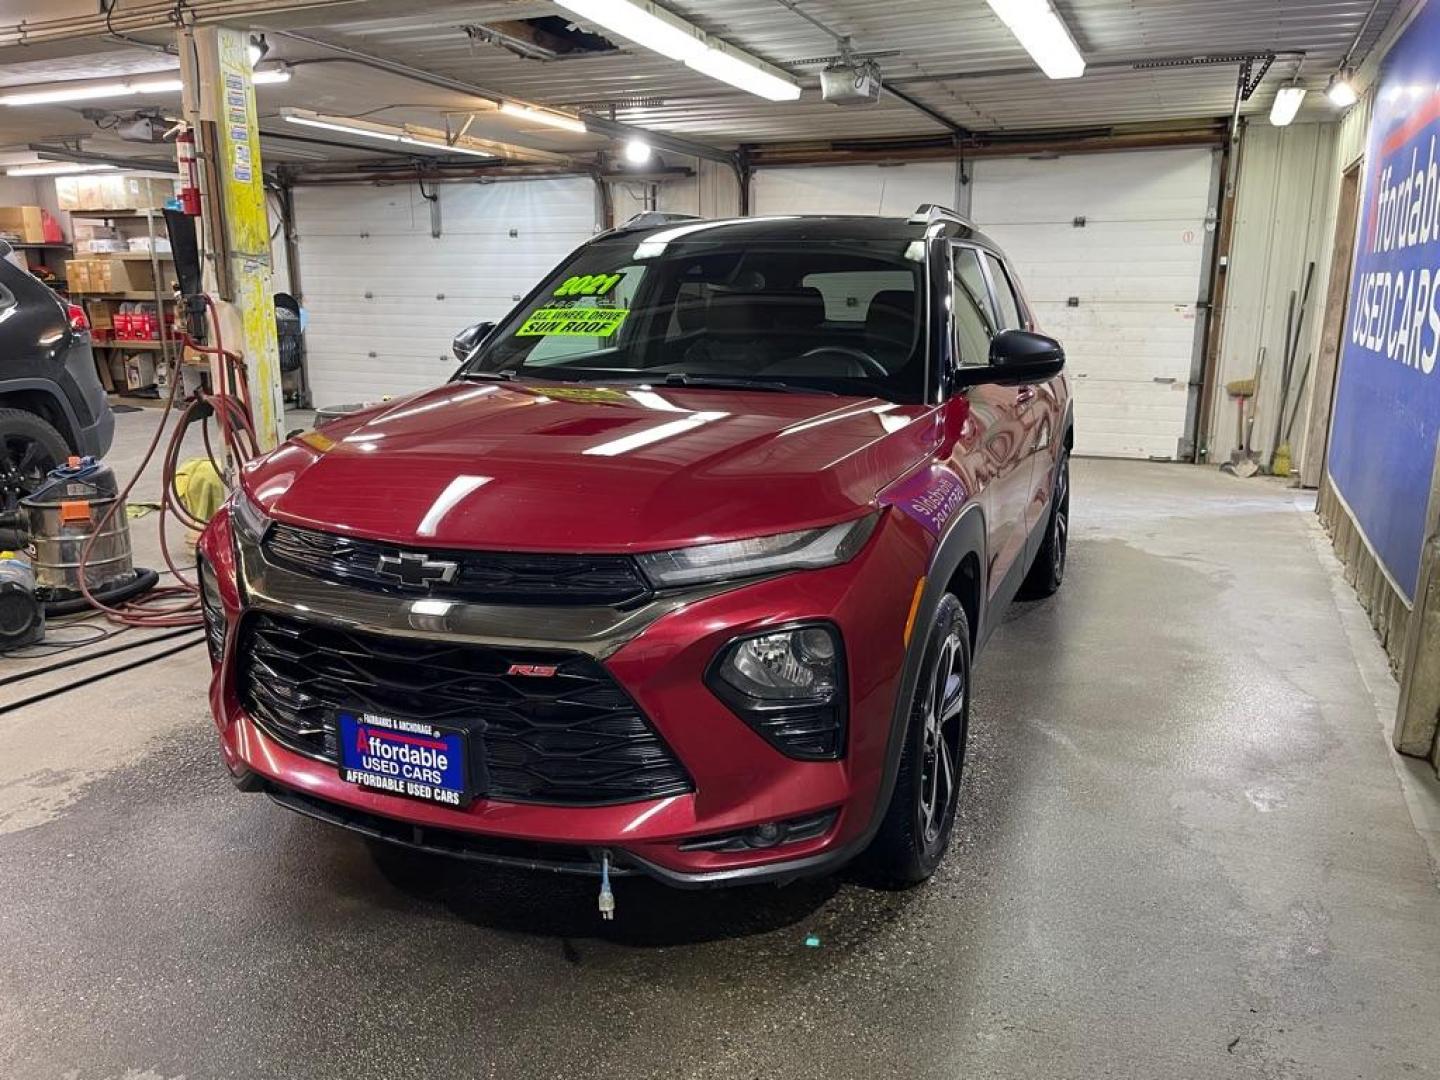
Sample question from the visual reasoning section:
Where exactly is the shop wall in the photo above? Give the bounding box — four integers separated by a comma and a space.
1212, 124, 1342, 465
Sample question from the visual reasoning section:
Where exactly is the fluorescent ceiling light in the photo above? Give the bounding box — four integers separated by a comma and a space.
554, 0, 800, 101
0, 81, 127, 105
282, 109, 508, 159
0, 69, 285, 106
0, 75, 181, 106
984, 0, 1086, 80
6, 161, 116, 176
498, 101, 587, 134
280, 108, 400, 142
686, 42, 802, 101
1327, 68, 1359, 107
554, 0, 706, 61
1269, 84, 1306, 126
398, 135, 495, 158
133, 78, 183, 93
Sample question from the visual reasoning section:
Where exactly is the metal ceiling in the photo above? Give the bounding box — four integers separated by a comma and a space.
260, 0, 1401, 142
0, 0, 1404, 166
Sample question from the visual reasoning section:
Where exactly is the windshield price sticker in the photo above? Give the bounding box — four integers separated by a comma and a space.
517, 307, 629, 337
554, 272, 624, 298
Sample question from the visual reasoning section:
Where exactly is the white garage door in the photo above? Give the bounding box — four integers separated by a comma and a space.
295, 177, 597, 406
753, 162, 959, 217
972, 149, 1217, 459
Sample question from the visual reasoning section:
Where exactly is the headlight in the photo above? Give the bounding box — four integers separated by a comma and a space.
707, 622, 847, 760
228, 485, 271, 544
636, 513, 877, 590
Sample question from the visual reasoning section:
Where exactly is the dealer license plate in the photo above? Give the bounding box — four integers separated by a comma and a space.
338, 710, 469, 808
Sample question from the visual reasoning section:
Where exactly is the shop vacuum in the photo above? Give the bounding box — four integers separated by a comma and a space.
0, 456, 158, 651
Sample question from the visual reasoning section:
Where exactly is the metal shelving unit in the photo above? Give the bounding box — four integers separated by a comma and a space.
69, 207, 178, 395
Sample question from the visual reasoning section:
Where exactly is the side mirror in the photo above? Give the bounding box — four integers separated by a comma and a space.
987, 329, 1065, 382
452, 321, 496, 362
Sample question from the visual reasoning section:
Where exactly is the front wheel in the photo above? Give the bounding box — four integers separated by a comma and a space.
860, 593, 971, 887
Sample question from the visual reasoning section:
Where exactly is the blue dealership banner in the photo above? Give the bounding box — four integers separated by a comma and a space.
1329, 0, 1440, 601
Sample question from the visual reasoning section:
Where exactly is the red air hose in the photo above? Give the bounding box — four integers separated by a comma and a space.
74, 294, 261, 627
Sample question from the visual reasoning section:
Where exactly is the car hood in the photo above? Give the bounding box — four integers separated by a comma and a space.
243, 380, 939, 552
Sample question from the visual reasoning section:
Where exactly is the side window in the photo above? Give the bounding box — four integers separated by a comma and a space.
983, 253, 1025, 330
952, 246, 996, 369
0, 284, 14, 311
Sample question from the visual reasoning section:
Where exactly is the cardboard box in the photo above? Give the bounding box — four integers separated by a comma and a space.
99, 175, 129, 210
0, 205, 45, 243
65, 259, 91, 292
124, 353, 156, 391
55, 176, 79, 211
88, 259, 155, 293
85, 299, 118, 329
123, 177, 175, 210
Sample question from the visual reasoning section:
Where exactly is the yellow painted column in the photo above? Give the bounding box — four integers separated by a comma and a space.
182, 25, 287, 452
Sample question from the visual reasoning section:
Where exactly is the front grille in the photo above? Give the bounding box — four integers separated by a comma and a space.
237, 612, 692, 805
263, 523, 651, 607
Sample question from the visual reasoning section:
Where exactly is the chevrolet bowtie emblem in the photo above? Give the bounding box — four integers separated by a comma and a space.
375, 551, 459, 588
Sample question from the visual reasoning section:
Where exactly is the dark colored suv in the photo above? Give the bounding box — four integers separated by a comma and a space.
0, 245, 114, 507
199, 205, 1072, 892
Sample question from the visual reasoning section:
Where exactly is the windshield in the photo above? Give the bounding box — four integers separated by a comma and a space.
462, 237, 928, 401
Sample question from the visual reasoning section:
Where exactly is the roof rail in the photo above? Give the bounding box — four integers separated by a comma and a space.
907, 203, 975, 230
617, 211, 703, 230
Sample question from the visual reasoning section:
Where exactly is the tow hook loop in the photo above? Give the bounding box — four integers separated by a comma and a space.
598, 851, 616, 920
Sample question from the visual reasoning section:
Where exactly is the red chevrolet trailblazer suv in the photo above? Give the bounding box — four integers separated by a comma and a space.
198, 205, 1072, 894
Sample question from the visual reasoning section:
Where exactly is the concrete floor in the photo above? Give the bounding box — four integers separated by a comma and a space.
2, 410, 1439, 1079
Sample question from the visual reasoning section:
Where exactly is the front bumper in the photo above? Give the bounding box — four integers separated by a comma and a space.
200, 507, 927, 886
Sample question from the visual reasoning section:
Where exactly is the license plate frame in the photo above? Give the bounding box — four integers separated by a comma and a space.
337, 710, 471, 809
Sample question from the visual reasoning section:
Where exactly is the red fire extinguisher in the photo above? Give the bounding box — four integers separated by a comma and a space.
176, 126, 201, 216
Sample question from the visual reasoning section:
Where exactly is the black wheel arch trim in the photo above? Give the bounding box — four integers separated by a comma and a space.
0, 376, 82, 448
834, 501, 988, 869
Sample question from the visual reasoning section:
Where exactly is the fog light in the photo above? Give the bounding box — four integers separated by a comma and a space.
706, 623, 846, 759
749, 822, 783, 848
678, 810, 838, 853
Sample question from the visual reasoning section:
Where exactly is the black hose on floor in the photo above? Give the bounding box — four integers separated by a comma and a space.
0, 625, 202, 689
0, 637, 203, 716
41, 567, 160, 617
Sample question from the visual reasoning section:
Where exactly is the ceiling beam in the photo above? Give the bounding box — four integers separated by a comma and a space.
742, 122, 1228, 168
26, 142, 177, 173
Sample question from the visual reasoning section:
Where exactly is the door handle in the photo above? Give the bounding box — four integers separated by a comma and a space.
1015, 386, 1037, 406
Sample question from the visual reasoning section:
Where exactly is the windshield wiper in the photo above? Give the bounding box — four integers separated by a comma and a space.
457, 369, 516, 381
662, 373, 831, 395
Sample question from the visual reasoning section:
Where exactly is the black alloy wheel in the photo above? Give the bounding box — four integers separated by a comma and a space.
0, 409, 68, 511
861, 593, 971, 886
1020, 450, 1070, 599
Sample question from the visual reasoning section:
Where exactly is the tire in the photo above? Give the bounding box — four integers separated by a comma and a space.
0, 408, 69, 511
860, 593, 972, 887
1019, 450, 1070, 599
